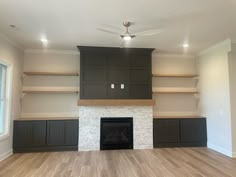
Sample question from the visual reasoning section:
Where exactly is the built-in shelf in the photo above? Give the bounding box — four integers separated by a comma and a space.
19, 116, 79, 120
78, 99, 156, 106
153, 115, 204, 119
22, 87, 80, 93
152, 73, 198, 77
23, 71, 80, 76
152, 87, 198, 94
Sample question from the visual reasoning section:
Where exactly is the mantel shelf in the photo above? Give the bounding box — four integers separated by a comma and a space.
152, 73, 198, 77
78, 99, 156, 106
23, 71, 80, 76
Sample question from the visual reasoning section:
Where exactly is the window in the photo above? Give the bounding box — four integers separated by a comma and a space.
0, 59, 12, 140
0, 64, 7, 135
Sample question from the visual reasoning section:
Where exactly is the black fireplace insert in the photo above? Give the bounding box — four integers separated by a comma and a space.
100, 117, 133, 150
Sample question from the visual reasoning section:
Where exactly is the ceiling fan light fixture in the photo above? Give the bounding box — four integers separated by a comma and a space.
121, 33, 135, 41
123, 35, 131, 41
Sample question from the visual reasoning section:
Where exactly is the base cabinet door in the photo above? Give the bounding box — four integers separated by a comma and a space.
180, 118, 207, 146
64, 120, 79, 146
13, 121, 46, 148
153, 119, 180, 147
13, 120, 78, 152
47, 120, 65, 146
47, 120, 78, 146
153, 118, 207, 147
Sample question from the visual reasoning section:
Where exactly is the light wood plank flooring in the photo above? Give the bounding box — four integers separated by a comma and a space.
0, 148, 236, 177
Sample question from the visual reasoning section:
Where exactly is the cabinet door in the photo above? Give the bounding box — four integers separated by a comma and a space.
107, 69, 129, 82
130, 84, 152, 99
64, 120, 78, 145
180, 119, 207, 144
130, 54, 150, 68
47, 120, 78, 146
13, 121, 46, 147
47, 120, 65, 146
153, 119, 180, 143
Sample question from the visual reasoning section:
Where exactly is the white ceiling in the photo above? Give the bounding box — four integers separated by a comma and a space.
0, 0, 235, 54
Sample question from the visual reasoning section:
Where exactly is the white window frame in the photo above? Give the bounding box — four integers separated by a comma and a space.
0, 56, 13, 141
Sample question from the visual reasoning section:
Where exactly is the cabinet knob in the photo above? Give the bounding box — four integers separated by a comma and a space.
121, 84, 124, 89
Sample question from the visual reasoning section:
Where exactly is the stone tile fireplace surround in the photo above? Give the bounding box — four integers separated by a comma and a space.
78, 106, 153, 151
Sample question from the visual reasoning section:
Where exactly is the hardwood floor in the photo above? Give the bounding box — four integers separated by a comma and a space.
0, 148, 236, 177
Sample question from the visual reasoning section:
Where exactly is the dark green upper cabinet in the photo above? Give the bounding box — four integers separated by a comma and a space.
78, 46, 154, 99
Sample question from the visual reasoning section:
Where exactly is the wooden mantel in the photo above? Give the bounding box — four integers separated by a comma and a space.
78, 99, 156, 106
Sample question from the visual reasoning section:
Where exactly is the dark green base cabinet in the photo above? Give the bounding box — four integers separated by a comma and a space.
153, 118, 207, 148
13, 120, 78, 153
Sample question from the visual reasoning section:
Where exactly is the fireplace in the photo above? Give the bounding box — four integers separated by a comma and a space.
100, 117, 133, 150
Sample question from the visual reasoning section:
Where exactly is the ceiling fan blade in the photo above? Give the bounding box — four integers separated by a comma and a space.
101, 24, 122, 31
96, 28, 120, 35
134, 29, 162, 36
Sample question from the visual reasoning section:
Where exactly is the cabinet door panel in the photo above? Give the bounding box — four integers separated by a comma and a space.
181, 119, 207, 143
153, 119, 180, 143
81, 83, 107, 99
130, 69, 149, 82
32, 121, 47, 146
65, 120, 78, 145
107, 69, 129, 82
47, 120, 65, 146
131, 55, 150, 68
82, 69, 106, 82
130, 84, 151, 99
83, 54, 106, 67
14, 121, 33, 147
13, 121, 46, 147
107, 55, 129, 68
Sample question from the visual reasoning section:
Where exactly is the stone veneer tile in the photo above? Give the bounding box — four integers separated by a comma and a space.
79, 106, 153, 151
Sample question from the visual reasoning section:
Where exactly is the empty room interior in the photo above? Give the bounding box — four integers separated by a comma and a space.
1, 0, 236, 176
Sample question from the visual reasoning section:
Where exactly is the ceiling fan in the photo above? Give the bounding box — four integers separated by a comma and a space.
97, 22, 162, 41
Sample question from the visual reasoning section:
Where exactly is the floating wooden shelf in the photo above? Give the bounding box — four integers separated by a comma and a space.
23, 71, 80, 76
78, 99, 156, 106
153, 115, 204, 119
19, 116, 79, 120
22, 87, 80, 93
152, 73, 198, 77
152, 87, 198, 94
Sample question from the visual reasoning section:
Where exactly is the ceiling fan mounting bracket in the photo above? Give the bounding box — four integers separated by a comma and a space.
123, 22, 132, 28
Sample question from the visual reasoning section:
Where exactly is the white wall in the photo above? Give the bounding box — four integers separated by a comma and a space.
152, 53, 198, 116
197, 40, 233, 157
22, 50, 80, 118
0, 34, 23, 160
228, 50, 236, 156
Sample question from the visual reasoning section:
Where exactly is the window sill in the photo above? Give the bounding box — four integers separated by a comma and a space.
0, 133, 9, 142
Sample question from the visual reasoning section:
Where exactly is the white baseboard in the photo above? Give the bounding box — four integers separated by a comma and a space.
208, 143, 233, 157
0, 149, 13, 161
232, 152, 236, 158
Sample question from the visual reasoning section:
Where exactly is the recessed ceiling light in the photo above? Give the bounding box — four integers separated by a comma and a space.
183, 43, 189, 48
9, 25, 16, 28
40, 38, 48, 43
